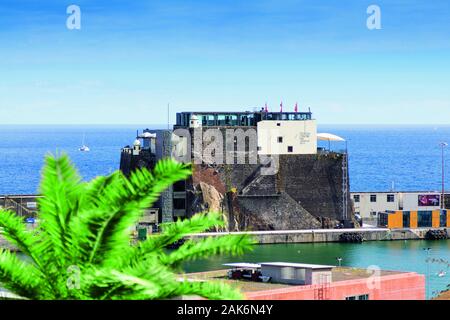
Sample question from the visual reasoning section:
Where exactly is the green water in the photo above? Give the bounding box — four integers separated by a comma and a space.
183, 240, 450, 299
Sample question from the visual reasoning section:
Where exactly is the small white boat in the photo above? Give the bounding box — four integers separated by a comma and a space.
79, 134, 90, 152
79, 145, 90, 152
437, 271, 446, 278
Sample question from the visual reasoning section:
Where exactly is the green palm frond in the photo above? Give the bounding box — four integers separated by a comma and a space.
0, 154, 253, 300
161, 234, 255, 268
146, 212, 224, 251
0, 210, 42, 266
174, 280, 244, 300
0, 250, 48, 299
77, 159, 192, 265
37, 154, 83, 264
118, 212, 225, 269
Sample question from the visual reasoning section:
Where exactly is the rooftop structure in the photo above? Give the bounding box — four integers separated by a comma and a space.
223, 261, 334, 286
186, 265, 425, 300
119, 107, 352, 230
175, 110, 313, 128
259, 262, 335, 270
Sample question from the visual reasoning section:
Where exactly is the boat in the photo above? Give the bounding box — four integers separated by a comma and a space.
79, 134, 90, 152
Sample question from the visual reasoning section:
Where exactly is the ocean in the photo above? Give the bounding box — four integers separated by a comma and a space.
0, 124, 449, 195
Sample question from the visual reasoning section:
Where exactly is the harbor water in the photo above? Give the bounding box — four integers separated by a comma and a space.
1, 124, 450, 194
183, 240, 450, 300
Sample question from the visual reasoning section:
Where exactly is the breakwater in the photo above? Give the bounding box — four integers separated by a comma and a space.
188, 228, 450, 244
2, 228, 449, 251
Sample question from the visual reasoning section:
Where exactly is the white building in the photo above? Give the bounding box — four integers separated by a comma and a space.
257, 120, 317, 155
351, 191, 446, 220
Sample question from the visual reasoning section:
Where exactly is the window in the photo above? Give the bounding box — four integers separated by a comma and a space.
257, 146, 262, 151
173, 198, 186, 210
353, 195, 360, 203
418, 211, 432, 228
173, 180, 186, 192
403, 211, 410, 228
217, 115, 226, 126
378, 212, 388, 227
387, 194, 395, 202
440, 210, 447, 227
346, 294, 369, 300
277, 123, 281, 126
278, 137, 283, 143
370, 195, 377, 203
288, 146, 293, 153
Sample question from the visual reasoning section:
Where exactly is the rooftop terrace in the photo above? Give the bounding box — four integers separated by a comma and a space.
184, 267, 405, 293
176, 110, 313, 127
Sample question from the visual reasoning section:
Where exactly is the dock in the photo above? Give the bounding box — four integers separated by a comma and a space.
187, 227, 450, 244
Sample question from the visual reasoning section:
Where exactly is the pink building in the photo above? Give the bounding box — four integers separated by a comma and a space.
245, 272, 425, 300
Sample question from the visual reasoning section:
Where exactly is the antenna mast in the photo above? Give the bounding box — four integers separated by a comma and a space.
167, 103, 170, 130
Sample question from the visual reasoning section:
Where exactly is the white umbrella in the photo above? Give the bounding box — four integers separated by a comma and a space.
317, 133, 345, 142
317, 133, 346, 150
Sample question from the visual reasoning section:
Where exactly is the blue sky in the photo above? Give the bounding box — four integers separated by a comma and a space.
0, 0, 449, 124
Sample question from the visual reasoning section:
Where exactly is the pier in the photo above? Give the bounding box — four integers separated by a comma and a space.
188, 227, 450, 244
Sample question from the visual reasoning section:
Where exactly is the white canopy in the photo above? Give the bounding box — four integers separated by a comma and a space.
223, 263, 261, 269
317, 133, 345, 142
139, 132, 156, 138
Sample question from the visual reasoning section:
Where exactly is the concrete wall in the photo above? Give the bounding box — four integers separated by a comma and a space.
245, 272, 425, 300
261, 265, 306, 285
189, 228, 450, 244
308, 270, 332, 286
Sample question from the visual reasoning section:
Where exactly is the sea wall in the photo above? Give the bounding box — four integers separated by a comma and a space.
2, 228, 449, 251
188, 228, 450, 244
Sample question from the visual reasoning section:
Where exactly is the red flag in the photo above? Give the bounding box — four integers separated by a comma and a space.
294, 102, 298, 113
280, 101, 283, 113
264, 103, 268, 113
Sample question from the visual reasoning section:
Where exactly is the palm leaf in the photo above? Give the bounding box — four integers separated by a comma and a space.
0, 250, 49, 299
0, 210, 42, 267
118, 212, 224, 269
173, 280, 244, 300
37, 154, 83, 266
160, 234, 255, 268
1, 155, 253, 300
77, 159, 191, 265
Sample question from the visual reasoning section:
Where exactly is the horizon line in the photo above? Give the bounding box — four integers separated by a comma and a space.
1, 123, 450, 126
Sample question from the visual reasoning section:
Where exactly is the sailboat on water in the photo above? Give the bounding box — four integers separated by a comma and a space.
79, 134, 90, 152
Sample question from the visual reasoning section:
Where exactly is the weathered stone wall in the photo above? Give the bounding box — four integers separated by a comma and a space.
155, 130, 174, 223
186, 152, 352, 230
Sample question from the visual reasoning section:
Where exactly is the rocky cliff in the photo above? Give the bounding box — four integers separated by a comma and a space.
186, 153, 352, 231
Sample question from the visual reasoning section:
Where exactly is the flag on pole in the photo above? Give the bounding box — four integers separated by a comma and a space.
264, 103, 268, 113
280, 101, 283, 113
294, 102, 298, 113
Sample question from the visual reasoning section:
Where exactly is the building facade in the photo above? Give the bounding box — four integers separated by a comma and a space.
120, 109, 352, 231
351, 191, 450, 220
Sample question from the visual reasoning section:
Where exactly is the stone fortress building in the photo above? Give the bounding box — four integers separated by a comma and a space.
120, 109, 353, 231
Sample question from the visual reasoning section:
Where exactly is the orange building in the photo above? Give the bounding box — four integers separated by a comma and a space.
378, 209, 450, 229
